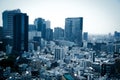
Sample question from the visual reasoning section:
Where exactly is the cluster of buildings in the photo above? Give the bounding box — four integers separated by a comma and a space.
0, 9, 120, 80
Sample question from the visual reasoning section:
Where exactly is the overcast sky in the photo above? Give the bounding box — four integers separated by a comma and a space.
0, 0, 120, 34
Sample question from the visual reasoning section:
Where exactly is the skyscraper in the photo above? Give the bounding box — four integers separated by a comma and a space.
65, 17, 83, 46
114, 31, 120, 41
13, 13, 28, 52
54, 27, 64, 40
83, 32, 88, 41
65, 19, 72, 41
46, 20, 51, 29
2, 9, 21, 38
46, 28, 53, 41
34, 18, 46, 39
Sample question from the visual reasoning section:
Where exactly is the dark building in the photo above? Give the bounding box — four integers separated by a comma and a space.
83, 32, 88, 41
13, 13, 28, 52
65, 18, 72, 41
65, 17, 83, 46
33, 36, 41, 42
46, 28, 53, 41
0, 27, 3, 41
2, 9, 21, 38
87, 42, 93, 49
101, 62, 115, 76
34, 18, 46, 39
0, 42, 4, 51
114, 31, 120, 41
54, 27, 64, 40
92, 62, 101, 73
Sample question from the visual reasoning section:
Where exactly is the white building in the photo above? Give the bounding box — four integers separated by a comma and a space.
46, 20, 51, 29
54, 46, 65, 61
29, 31, 41, 41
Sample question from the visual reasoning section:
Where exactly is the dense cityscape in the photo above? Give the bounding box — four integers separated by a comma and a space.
0, 9, 120, 80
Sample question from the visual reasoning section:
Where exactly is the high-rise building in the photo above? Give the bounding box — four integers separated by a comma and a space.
46, 20, 51, 29
34, 18, 46, 39
65, 19, 72, 41
2, 9, 21, 38
83, 32, 88, 41
54, 27, 64, 40
54, 46, 65, 61
46, 28, 53, 41
114, 31, 120, 41
13, 13, 28, 52
65, 17, 83, 46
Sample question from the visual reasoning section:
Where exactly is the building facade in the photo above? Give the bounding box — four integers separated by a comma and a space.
83, 32, 88, 41
13, 13, 28, 52
114, 31, 120, 41
54, 47, 65, 61
2, 9, 21, 38
45, 20, 51, 29
54, 27, 64, 40
65, 17, 83, 46
46, 28, 53, 41
34, 18, 46, 39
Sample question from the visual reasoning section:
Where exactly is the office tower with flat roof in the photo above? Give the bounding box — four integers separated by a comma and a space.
34, 18, 46, 39
46, 28, 53, 41
65, 17, 83, 46
2, 9, 21, 38
54, 27, 64, 40
13, 13, 28, 52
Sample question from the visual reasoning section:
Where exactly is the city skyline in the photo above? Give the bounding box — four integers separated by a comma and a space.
0, 0, 120, 34
0, 1, 120, 79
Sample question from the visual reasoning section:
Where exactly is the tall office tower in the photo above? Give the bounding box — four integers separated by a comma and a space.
114, 31, 120, 41
54, 46, 65, 61
2, 9, 21, 38
65, 17, 83, 46
54, 27, 64, 40
46, 20, 51, 29
13, 13, 28, 52
46, 28, 53, 41
83, 32, 88, 41
34, 18, 46, 39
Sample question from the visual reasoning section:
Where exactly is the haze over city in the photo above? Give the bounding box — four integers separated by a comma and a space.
0, 0, 120, 34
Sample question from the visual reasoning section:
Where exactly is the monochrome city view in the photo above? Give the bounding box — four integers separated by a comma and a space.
0, 0, 120, 80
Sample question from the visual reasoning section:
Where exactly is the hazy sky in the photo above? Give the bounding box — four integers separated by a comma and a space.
0, 0, 120, 34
